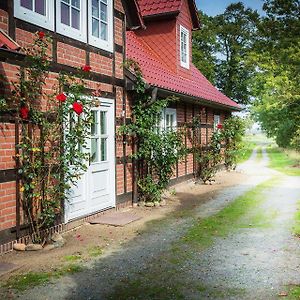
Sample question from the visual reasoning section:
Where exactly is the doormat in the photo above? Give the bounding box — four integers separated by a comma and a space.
0, 262, 21, 276
89, 212, 141, 227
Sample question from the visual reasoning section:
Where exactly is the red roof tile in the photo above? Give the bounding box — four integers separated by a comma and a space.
138, 0, 182, 16
126, 31, 240, 110
137, 0, 200, 29
0, 30, 20, 51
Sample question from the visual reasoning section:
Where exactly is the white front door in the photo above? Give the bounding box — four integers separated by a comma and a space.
65, 99, 115, 222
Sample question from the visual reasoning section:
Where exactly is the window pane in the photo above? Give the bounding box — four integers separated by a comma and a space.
101, 138, 107, 161
61, 3, 70, 26
166, 114, 170, 128
100, 2, 107, 22
71, 8, 80, 29
92, 0, 99, 18
35, 0, 45, 15
101, 0, 107, 4
100, 111, 107, 134
92, 18, 99, 37
100, 22, 108, 40
72, 0, 80, 9
91, 111, 98, 135
170, 115, 174, 129
91, 138, 99, 163
21, 0, 33, 10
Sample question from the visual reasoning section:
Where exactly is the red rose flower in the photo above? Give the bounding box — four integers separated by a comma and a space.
38, 31, 45, 39
20, 106, 29, 119
73, 102, 83, 115
217, 123, 223, 129
81, 65, 91, 72
56, 93, 67, 102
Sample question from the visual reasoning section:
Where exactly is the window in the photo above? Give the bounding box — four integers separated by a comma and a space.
56, 0, 87, 42
15, 0, 113, 50
161, 108, 177, 132
90, 109, 108, 163
214, 115, 220, 131
14, 0, 54, 30
180, 25, 189, 69
88, 0, 113, 52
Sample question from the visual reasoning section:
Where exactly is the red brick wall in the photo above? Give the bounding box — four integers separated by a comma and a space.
0, 1, 127, 234
0, 9, 8, 33
0, 182, 16, 231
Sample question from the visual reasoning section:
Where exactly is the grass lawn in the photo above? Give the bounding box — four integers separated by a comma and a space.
267, 146, 300, 176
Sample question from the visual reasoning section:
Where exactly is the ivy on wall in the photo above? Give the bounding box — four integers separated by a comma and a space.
121, 60, 186, 203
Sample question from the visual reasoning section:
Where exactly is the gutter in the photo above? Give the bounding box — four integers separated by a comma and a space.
156, 87, 242, 112
124, 70, 241, 112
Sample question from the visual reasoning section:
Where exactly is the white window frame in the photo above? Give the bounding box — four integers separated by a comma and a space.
56, 0, 87, 42
161, 108, 177, 132
180, 25, 190, 69
88, 0, 113, 52
214, 115, 221, 131
14, 0, 54, 30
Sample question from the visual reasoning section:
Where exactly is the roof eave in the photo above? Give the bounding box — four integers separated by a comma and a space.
188, 0, 201, 30
156, 87, 242, 112
122, 0, 145, 30
142, 10, 180, 22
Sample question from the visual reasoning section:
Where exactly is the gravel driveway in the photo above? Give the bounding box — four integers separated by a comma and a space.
18, 148, 300, 300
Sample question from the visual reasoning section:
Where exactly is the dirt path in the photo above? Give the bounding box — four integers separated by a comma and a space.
9, 147, 300, 299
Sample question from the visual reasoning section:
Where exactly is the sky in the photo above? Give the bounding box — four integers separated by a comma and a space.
195, 0, 265, 16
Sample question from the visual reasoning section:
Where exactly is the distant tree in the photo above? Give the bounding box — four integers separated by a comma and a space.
214, 2, 260, 105
252, 0, 300, 149
192, 3, 259, 105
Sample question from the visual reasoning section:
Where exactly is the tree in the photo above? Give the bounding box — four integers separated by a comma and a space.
192, 11, 218, 84
192, 3, 259, 105
214, 2, 259, 105
252, 0, 300, 149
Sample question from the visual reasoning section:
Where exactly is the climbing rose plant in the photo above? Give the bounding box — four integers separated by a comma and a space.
120, 60, 186, 203
10, 32, 94, 242
221, 116, 246, 170
192, 116, 245, 183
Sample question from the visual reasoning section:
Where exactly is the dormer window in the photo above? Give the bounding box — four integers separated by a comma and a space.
180, 25, 189, 69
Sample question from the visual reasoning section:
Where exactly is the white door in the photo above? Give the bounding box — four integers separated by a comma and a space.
65, 99, 115, 222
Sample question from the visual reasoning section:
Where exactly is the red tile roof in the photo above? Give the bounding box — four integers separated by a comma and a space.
137, 0, 200, 29
138, 0, 182, 16
126, 31, 240, 110
0, 30, 20, 51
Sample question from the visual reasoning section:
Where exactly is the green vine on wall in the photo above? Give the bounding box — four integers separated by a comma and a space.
9, 32, 94, 243
222, 116, 246, 170
121, 60, 186, 203
192, 116, 245, 183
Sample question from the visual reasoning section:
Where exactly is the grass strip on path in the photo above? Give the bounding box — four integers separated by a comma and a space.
182, 177, 280, 248
267, 146, 300, 176
2, 264, 82, 292
109, 177, 281, 300
256, 147, 262, 161
293, 201, 300, 237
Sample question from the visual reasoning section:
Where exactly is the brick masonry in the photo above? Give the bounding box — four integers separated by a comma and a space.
0, 0, 231, 246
